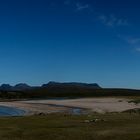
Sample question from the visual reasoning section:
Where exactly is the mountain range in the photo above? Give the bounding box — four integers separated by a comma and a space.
0, 82, 140, 99
0, 82, 101, 91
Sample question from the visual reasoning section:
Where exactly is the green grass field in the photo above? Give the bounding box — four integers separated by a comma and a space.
0, 113, 140, 140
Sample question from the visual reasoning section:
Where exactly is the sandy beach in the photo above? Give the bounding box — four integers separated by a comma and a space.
0, 98, 140, 115
0, 101, 73, 115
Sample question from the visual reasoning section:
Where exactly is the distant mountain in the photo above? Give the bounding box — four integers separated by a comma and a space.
0, 83, 32, 91
0, 82, 101, 93
42, 81, 101, 89
0, 82, 140, 99
14, 83, 32, 90
0, 84, 13, 91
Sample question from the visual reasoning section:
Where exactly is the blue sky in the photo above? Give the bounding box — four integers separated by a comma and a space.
0, 0, 140, 88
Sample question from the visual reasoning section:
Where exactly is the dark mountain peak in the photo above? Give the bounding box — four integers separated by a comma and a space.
14, 83, 31, 90
47, 81, 60, 85
0, 84, 13, 91
42, 81, 101, 89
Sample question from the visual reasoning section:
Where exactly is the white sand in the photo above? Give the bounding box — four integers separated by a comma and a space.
0, 98, 140, 114
21, 98, 140, 113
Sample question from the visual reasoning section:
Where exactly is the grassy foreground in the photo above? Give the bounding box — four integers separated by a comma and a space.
0, 113, 140, 140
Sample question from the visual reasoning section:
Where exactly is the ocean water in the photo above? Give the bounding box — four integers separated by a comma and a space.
71, 108, 83, 115
0, 106, 26, 116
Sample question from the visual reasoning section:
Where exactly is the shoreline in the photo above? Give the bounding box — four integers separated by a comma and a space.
0, 97, 140, 116
21, 97, 140, 113
0, 101, 86, 116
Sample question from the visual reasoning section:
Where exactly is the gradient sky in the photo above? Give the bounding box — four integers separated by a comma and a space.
0, 0, 140, 88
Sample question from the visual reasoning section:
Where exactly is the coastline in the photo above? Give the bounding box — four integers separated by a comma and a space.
0, 105, 27, 116
0, 97, 140, 116
21, 97, 140, 113
0, 101, 86, 116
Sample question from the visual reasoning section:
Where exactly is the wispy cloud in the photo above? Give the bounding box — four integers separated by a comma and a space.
64, 0, 71, 5
135, 47, 140, 52
76, 3, 90, 11
63, 1, 91, 12
118, 35, 140, 52
127, 38, 140, 44
119, 35, 140, 45
98, 14, 128, 27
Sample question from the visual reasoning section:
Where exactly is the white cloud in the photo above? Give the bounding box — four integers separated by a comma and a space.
119, 35, 140, 45
99, 14, 128, 27
64, 0, 71, 5
127, 38, 140, 44
98, 15, 107, 23
76, 3, 90, 11
136, 48, 140, 52
117, 19, 128, 26
118, 35, 140, 52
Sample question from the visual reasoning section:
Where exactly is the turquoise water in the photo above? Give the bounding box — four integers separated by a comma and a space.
0, 106, 26, 116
